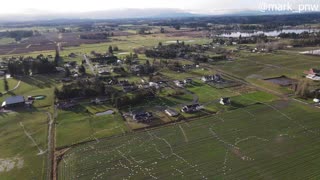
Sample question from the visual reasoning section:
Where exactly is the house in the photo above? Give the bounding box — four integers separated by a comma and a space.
201, 74, 223, 83
2, 96, 25, 108
119, 80, 130, 86
138, 83, 150, 89
56, 67, 65, 72
165, 109, 179, 117
220, 97, 231, 105
98, 70, 110, 75
181, 104, 203, 113
123, 85, 137, 92
184, 78, 193, 84
305, 68, 320, 81
174, 80, 185, 88
133, 112, 153, 122
149, 82, 160, 89
130, 65, 144, 74
0, 70, 5, 76
91, 97, 108, 105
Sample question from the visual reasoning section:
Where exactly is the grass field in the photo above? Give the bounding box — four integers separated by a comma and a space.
0, 78, 19, 93
0, 110, 48, 180
58, 100, 320, 180
56, 104, 128, 147
0, 74, 63, 179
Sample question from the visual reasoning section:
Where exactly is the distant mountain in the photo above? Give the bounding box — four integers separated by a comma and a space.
0, 8, 319, 23
0, 8, 200, 22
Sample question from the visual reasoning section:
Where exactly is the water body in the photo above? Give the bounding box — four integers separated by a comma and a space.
96, 110, 115, 116
300, 49, 320, 55
219, 29, 320, 37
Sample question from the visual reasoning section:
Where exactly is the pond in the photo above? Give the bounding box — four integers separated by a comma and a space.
33, 95, 46, 100
95, 110, 115, 116
218, 29, 320, 37
300, 49, 320, 56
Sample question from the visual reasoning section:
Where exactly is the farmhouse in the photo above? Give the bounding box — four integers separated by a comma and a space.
201, 74, 223, 83
122, 85, 137, 92
1, 96, 25, 108
181, 104, 203, 113
305, 68, 320, 81
165, 109, 179, 117
220, 97, 231, 105
98, 70, 111, 75
133, 112, 153, 122
130, 65, 144, 74
183, 78, 193, 84
149, 82, 160, 89
173, 80, 185, 88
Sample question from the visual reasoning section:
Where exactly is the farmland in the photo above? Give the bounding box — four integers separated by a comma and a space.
1, 13, 320, 180
58, 100, 320, 180
0, 75, 62, 180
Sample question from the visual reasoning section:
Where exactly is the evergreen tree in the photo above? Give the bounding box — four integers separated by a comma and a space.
108, 46, 113, 54
65, 67, 71, 77
79, 65, 86, 75
54, 48, 60, 66
4, 75, 9, 91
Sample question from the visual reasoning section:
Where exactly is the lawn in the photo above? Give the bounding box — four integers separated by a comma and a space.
58, 100, 320, 180
0, 78, 19, 93
0, 74, 62, 179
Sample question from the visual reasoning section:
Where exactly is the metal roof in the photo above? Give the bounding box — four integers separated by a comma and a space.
2, 96, 25, 106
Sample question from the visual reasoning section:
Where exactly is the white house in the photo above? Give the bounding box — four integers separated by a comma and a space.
220, 97, 231, 105
173, 80, 185, 88
149, 82, 160, 89
165, 109, 179, 117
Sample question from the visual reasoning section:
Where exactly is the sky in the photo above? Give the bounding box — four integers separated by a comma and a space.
0, 0, 258, 15
0, 0, 319, 16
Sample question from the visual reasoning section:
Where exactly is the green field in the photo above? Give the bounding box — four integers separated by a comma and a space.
56, 104, 128, 147
58, 100, 320, 180
0, 75, 61, 179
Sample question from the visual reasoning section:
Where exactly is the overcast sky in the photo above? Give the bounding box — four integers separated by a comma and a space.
0, 0, 259, 15
1, 0, 319, 15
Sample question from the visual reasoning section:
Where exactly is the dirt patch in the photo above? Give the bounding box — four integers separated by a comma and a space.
0, 157, 24, 173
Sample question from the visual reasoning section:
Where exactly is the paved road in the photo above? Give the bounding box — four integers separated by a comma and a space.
83, 55, 96, 76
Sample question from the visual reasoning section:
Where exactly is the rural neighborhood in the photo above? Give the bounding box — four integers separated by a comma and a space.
1, 1, 320, 180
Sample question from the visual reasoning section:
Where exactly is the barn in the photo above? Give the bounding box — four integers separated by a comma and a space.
1, 96, 25, 108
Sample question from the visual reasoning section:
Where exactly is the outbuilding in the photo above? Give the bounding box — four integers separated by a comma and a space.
165, 109, 179, 117
1, 96, 25, 108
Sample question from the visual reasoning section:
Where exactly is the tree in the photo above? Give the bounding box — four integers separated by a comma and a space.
4, 75, 9, 92
54, 48, 61, 66
108, 46, 113, 54
79, 65, 86, 75
295, 79, 310, 98
113, 46, 119, 51
65, 67, 71, 77
174, 25, 181, 30
160, 27, 165, 33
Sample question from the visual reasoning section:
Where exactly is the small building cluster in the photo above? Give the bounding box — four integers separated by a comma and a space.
181, 104, 203, 113
305, 68, 320, 81
132, 112, 153, 123
201, 74, 224, 83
